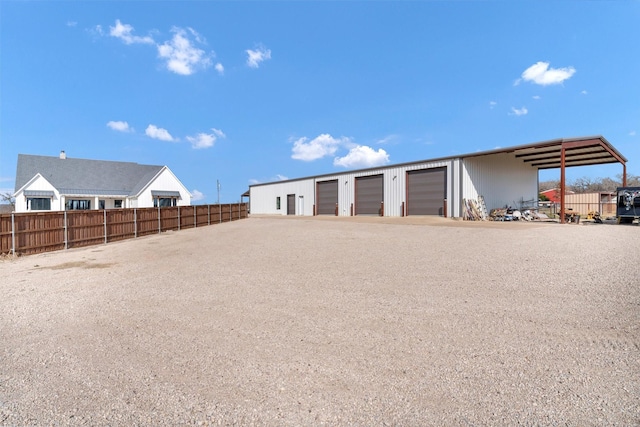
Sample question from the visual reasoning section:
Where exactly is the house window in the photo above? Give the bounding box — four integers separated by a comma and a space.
27, 198, 51, 211
114, 200, 123, 208
154, 197, 176, 208
99, 200, 105, 210
276, 196, 281, 210
66, 200, 91, 210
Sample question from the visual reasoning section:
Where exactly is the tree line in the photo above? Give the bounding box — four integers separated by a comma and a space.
540, 174, 640, 194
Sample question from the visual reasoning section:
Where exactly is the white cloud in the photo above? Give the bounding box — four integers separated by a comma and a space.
186, 128, 225, 149
510, 107, 528, 116
107, 120, 132, 132
276, 174, 288, 181
246, 46, 271, 68
517, 61, 576, 86
489, 101, 497, 109
90, 25, 104, 37
215, 63, 224, 75
157, 27, 213, 75
109, 19, 154, 45
333, 145, 389, 168
248, 178, 261, 185
291, 134, 349, 161
376, 134, 399, 145
630, 131, 637, 136
191, 189, 205, 201
532, 95, 541, 100
581, 90, 588, 95
145, 124, 176, 141
67, 21, 77, 27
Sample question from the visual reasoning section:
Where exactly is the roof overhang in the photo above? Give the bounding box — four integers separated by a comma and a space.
23, 190, 55, 197
466, 135, 627, 170
151, 190, 181, 198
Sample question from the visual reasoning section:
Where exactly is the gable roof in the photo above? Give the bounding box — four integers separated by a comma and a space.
15, 154, 165, 197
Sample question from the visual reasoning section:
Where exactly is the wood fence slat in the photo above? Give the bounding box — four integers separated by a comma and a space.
0, 203, 248, 256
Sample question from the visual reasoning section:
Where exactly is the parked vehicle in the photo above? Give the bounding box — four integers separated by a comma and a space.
616, 186, 640, 224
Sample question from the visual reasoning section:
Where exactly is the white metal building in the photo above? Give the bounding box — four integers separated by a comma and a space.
249, 136, 627, 219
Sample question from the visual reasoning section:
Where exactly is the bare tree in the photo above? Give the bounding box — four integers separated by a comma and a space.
1, 192, 15, 210
539, 180, 560, 191
539, 174, 640, 195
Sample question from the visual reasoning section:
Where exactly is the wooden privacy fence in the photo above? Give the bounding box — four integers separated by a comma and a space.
0, 203, 248, 256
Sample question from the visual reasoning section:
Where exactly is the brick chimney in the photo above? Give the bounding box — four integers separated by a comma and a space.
60, 150, 66, 159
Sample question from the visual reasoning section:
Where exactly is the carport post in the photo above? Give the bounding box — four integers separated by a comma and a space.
560, 144, 566, 224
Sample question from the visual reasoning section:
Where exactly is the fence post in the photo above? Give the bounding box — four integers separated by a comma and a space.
208, 205, 210, 225
194, 206, 197, 228
178, 206, 181, 231
158, 205, 161, 233
64, 211, 68, 250
11, 213, 15, 256
134, 208, 137, 238
103, 209, 107, 244
219, 204, 221, 224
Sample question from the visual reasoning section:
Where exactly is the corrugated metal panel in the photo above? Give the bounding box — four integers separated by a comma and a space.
564, 192, 615, 215
356, 175, 383, 215
249, 179, 315, 215
462, 153, 538, 213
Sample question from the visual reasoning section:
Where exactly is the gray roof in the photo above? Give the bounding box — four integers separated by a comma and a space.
15, 154, 165, 197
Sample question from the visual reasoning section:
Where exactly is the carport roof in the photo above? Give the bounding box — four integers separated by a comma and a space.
465, 135, 627, 170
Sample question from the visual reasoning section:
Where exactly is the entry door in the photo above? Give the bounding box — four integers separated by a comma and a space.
287, 194, 296, 215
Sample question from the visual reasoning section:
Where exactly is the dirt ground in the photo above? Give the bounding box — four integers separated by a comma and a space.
1, 216, 639, 426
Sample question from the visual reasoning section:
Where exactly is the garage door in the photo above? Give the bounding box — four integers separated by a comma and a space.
407, 167, 446, 216
356, 174, 383, 215
317, 180, 338, 215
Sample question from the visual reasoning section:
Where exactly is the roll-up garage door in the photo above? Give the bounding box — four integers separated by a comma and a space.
317, 180, 338, 215
287, 194, 295, 215
407, 167, 446, 216
356, 174, 383, 215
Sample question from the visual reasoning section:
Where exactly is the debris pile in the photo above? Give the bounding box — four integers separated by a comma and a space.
462, 196, 487, 221
463, 195, 555, 222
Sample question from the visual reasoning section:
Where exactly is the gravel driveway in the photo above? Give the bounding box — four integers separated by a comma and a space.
1, 216, 639, 426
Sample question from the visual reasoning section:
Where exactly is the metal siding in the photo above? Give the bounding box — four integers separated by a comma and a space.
317, 180, 338, 215
407, 168, 447, 215
462, 153, 538, 213
249, 179, 315, 215
564, 192, 615, 215
356, 175, 383, 215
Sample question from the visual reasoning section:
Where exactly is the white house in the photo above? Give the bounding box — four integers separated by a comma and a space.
13, 152, 191, 212
249, 136, 628, 219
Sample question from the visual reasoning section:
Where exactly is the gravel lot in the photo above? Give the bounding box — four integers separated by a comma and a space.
1, 216, 639, 426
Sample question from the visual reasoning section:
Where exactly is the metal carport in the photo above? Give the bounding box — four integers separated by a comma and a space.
465, 136, 627, 223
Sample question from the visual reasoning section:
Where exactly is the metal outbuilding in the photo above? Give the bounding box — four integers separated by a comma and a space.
249, 136, 628, 222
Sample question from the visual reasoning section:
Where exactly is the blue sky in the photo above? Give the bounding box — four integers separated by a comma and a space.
1, 1, 639, 203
